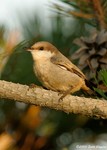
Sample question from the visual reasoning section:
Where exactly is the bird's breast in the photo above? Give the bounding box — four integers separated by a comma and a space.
33, 59, 52, 87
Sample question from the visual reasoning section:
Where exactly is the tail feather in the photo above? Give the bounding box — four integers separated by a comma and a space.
85, 79, 97, 90
82, 79, 97, 95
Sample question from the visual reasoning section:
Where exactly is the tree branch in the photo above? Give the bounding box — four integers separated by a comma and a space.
0, 80, 107, 119
92, 0, 106, 29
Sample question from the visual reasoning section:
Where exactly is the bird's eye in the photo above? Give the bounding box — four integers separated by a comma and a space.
39, 47, 44, 50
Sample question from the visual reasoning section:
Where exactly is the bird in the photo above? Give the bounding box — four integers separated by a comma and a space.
27, 41, 93, 100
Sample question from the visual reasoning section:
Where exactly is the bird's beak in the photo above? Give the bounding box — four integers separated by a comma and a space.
27, 48, 31, 51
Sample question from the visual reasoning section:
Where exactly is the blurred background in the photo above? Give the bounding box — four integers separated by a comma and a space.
0, 0, 107, 150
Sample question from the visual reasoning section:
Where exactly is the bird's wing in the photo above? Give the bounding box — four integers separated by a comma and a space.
51, 52, 86, 79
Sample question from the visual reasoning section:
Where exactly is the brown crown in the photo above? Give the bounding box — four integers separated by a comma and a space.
30, 41, 59, 54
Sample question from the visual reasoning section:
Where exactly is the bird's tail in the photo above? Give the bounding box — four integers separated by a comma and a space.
82, 79, 97, 95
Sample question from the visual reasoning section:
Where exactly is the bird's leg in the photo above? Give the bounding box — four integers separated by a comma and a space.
29, 84, 43, 89
59, 84, 82, 101
59, 88, 72, 101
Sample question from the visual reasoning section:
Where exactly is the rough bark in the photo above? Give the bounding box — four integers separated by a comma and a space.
0, 80, 107, 119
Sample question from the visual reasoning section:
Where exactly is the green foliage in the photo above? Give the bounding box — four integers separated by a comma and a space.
94, 88, 107, 99
99, 69, 107, 86
2, 42, 35, 84
52, 0, 107, 29
94, 70, 107, 99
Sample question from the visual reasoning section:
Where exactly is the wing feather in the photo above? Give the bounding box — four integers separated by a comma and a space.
51, 52, 86, 79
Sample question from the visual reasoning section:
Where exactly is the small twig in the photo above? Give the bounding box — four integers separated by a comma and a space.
68, 11, 94, 19
51, 3, 94, 19
92, 0, 106, 29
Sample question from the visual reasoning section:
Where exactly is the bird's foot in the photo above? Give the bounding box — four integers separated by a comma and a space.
29, 84, 43, 89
